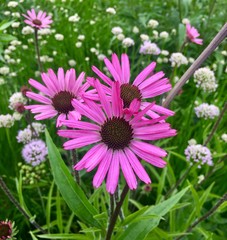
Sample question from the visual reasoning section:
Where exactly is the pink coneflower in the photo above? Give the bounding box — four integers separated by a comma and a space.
23, 9, 52, 29
0, 220, 12, 240
186, 23, 203, 45
58, 80, 176, 194
88, 53, 174, 120
25, 68, 96, 127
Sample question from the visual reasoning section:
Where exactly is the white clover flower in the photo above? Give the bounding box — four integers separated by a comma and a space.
182, 18, 190, 24
107, 49, 112, 55
13, 112, 23, 121
132, 26, 139, 33
9, 92, 27, 110
0, 114, 14, 128
163, 57, 168, 63
122, 37, 135, 48
171, 29, 177, 35
8, 46, 16, 51
221, 133, 227, 142
157, 57, 162, 63
22, 45, 28, 50
152, 30, 159, 39
78, 35, 85, 41
90, 47, 99, 54
188, 57, 195, 63
29, 122, 46, 135
139, 41, 160, 55
198, 175, 205, 184
22, 26, 34, 35
10, 40, 21, 46
116, 33, 125, 41
0, 77, 5, 85
68, 59, 76, 66
68, 14, 80, 22
11, 22, 20, 28
75, 42, 82, 48
0, 66, 10, 75
221, 50, 227, 56
140, 34, 149, 42
185, 144, 213, 168
195, 103, 220, 119
85, 57, 90, 61
159, 31, 169, 39
161, 50, 169, 56
147, 19, 159, 28
8, 1, 18, 7
97, 54, 106, 61
106, 7, 116, 15
4, 49, 11, 54
4, 11, 11, 16
169, 52, 188, 67
194, 67, 217, 92
55, 34, 64, 41
17, 128, 32, 144
111, 26, 123, 35
90, 20, 95, 25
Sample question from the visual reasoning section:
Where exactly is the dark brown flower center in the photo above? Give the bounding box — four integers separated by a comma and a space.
32, 19, 42, 26
100, 117, 133, 150
52, 91, 75, 114
0, 223, 11, 238
120, 84, 142, 108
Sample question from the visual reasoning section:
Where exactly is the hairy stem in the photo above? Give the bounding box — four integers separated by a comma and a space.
163, 23, 227, 108
105, 185, 129, 240
176, 192, 227, 240
204, 102, 227, 146
72, 149, 80, 185
0, 176, 46, 234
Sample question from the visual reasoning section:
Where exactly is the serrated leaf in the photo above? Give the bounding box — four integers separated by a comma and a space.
116, 187, 189, 240
45, 129, 102, 229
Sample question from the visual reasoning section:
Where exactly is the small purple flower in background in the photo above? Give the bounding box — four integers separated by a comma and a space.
195, 103, 220, 119
139, 41, 161, 55
58, 81, 176, 194
0, 220, 12, 240
184, 140, 213, 168
25, 68, 97, 127
23, 9, 52, 29
186, 23, 203, 45
22, 139, 48, 166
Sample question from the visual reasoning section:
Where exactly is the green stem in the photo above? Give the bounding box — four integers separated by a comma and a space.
34, 29, 43, 73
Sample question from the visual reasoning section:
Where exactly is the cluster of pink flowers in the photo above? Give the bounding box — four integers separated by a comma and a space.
22, 8, 181, 194
25, 52, 177, 194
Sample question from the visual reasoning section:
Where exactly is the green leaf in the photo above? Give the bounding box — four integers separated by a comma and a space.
37, 234, 90, 239
0, 33, 16, 42
45, 129, 102, 229
116, 187, 189, 240
178, 23, 186, 50
0, 20, 15, 31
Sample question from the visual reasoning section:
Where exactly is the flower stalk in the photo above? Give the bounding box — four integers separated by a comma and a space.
34, 29, 43, 72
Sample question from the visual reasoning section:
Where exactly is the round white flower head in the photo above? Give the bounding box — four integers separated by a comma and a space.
29, 122, 46, 135
198, 174, 205, 184
13, 112, 23, 121
193, 67, 217, 92
159, 31, 169, 39
68, 59, 76, 66
78, 35, 85, 41
140, 34, 149, 42
8, 1, 18, 7
182, 18, 190, 24
9, 92, 27, 110
39, 28, 52, 35
106, 7, 116, 15
221, 133, 227, 142
194, 103, 220, 119
111, 26, 123, 35
169, 52, 188, 67
98, 54, 106, 61
0, 114, 14, 128
147, 19, 159, 28
22, 26, 34, 35
11, 12, 20, 17
17, 128, 32, 144
184, 144, 213, 168
221, 50, 227, 56
122, 37, 135, 48
116, 33, 125, 41
75, 42, 82, 48
0, 66, 10, 75
161, 50, 169, 56
68, 14, 80, 22
132, 26, 139, 33
10, 40, 21, 46
188, 139, 197, 145
22, 139, 48, 166
139, 41, 161, 55
0, 77, 5, 85
55, 34, 64, 41
12, 22, 20, 28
